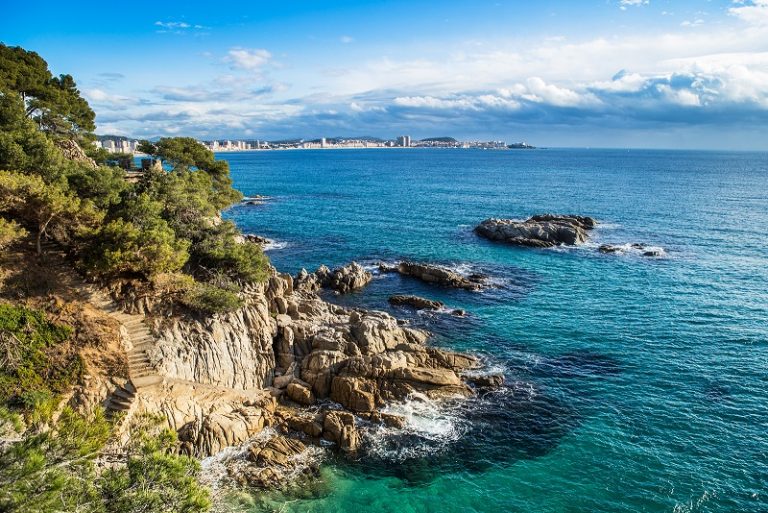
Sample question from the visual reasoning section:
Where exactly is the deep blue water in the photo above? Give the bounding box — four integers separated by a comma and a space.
221, 148, 768, 513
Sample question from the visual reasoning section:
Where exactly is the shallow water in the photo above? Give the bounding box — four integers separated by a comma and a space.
222, 148, 768, 513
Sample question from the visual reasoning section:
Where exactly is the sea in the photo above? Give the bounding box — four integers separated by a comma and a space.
216, 148, 767, 513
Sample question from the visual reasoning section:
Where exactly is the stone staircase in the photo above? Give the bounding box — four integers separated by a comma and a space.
39, 240, 163, 416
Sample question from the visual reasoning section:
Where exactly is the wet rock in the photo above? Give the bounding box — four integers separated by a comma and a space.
466, 373, 505, 389
233, 434, 319, 489
382, 261, 486, 290
599, 243, 664, 257
380, 412, 406, 429
322, 410, 359, 452
599, 244, 622, 253
475, 214, 597, 247
388, 295, 444, 310
245, 234, 273, 246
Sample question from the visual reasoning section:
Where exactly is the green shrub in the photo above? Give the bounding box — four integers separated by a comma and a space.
0, 303, 80, 421
192, 221, 270, 283
180, 281, 244, 314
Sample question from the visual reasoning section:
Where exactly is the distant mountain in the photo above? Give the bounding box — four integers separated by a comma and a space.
420, 136, 457, 143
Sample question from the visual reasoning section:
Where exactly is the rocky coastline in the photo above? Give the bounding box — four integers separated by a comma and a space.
96, 259, 501, 492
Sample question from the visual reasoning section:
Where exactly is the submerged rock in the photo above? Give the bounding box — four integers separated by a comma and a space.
388, 294, 444, 310
475, 214, 597, 247
380, 261, 486, 290
599, 243, 664, 257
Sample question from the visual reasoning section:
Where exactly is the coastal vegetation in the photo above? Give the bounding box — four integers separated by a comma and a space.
0, 43, 269, 512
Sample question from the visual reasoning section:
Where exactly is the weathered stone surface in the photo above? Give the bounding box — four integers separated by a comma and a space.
330, 376, 377, 412
322, 410, 359, 452
56, 139, 98, 169
388, 295, 444, 310
381, 261, 486, 290
135, 381, 276, 458
231, 434, 321, 490
466, 373, 505, 389
149, 300, 277, 390
599, 243, 664, 257
286, 382, 315, 405
475, 214, 597, 247
323, 262, 373, 294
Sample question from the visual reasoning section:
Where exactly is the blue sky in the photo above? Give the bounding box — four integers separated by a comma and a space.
3, 0, 768, 149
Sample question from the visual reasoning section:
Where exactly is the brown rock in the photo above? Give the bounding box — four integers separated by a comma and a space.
388, 295, 444, 310
286, 382, 315, 405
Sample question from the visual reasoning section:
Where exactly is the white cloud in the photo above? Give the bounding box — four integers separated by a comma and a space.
619, 0, 649, 10
340, 35, 354, 44
729, 0, 768, 25
681, 19, 705, 27
224, 48, 272, 71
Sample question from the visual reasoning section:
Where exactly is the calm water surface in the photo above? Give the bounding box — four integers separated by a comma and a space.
220, 148, 768, 513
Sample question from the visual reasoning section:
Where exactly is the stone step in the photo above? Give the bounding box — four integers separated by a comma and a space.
106, 399, 131, 412
127, 352, 150, 360
132, 375, 163, 388
129, 362, 154, 372
131, 333, 154, 341
130, 342, 154, 351
108, 395, 132, 408
112, 387, 135, 401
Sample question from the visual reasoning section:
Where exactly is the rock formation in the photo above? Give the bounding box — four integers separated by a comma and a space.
599, 243, 664, 257
475, 214, 597, 247
55, 139, 98, 170
379, 261, 487, 290
388, 294, 444, 310
295, 262, 372, 294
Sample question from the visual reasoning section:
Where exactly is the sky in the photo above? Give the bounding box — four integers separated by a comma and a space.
2, 0, 768, 149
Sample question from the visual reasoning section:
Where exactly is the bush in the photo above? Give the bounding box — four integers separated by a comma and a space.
0, 304, 81, 421
0, 217, 26, 249
88, 218, 190, 279
180, 280, 244, 314
192, 221, 270, 283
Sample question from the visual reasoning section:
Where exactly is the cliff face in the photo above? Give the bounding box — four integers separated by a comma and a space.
149, 298, 277, 390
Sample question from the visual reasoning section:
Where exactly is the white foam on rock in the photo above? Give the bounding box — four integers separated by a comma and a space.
364, 393, 469, 461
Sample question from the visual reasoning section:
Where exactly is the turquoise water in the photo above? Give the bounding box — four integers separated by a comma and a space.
222, 148, 768, 513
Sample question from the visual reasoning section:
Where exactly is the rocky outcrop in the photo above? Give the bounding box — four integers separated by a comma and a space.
475, 214, 597, 247
318, 262, 372, 294
133, 381, 277, 457
148, 281, 277, 390
295, 262, 372, 294
379, 261, 487, 290
138, 265, 490, 469
388, 294, 444, 310
244, 234, 273, 246
599, 243, 664, 257
56, 139, 98, 170
231, 433, 321, 489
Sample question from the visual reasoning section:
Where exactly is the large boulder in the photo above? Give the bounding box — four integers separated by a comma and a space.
475, 214, 597, 247
388, 295, 444, 310
322, 262, 372, 294
232, 434, 320, 489
322, 410, 359, 452
380, 261, 486, 290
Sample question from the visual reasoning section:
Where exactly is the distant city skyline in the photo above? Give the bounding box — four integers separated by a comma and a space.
3, 0, 768, 150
